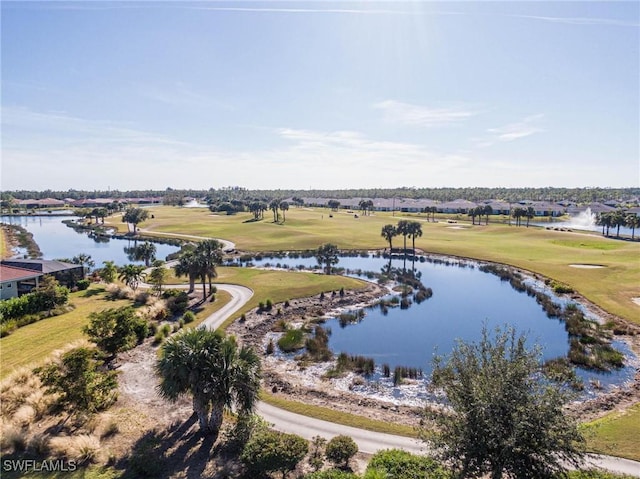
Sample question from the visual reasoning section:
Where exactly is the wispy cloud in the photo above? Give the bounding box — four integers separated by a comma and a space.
475, 114, 545, 148
373, 100, 478, 127
506, 14, 639, 28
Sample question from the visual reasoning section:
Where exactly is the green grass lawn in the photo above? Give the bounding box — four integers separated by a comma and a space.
0, 286, 132, 379
214, 267, 367, 329
106, 206, 640, 325
583, 404, 640, 462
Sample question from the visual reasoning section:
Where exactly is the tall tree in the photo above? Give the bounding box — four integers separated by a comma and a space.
100, 260, 118, 283
174, 248, 199, 293
396, 220, 410, 252
407, 221, 423, 254
625, 213, 639, 240
483, 205, 493, 225
71, 253, 95, 276
149, 263, 168, 295
122, 207, 149, 234
525, 206, 535, 227
315, 243, 340, 275
279, 200, 289, 222
118, 264, 146, 291
428, 325, 584, 479
129, 241, 157, 267
381, 224, 397, 251
269, 199, 281, 222
195, 239, 223, 298
156, 329, 261, 440
612, 209, 627, 238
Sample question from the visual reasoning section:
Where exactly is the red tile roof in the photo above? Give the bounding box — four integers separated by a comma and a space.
0, 265, 41, 282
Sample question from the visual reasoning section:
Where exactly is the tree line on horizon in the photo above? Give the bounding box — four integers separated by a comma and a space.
3, 186, 639, 205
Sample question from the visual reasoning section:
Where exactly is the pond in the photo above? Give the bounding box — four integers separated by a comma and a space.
246, 252, 636, 395
1, 215, 181, 267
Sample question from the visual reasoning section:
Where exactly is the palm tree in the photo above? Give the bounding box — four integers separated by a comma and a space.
612, 210, 627, 238
118, 264, 146, 291
72, 253, 95, 276
269, 199, 280, 222
483, 205, 493, 225
279, 201, 289, 222
101, 260, 118, 283
525, 206, 535, 227
156, 329, 261, 439
149, 263, 168, 296
315, 243, 339, 275
625, 213, 639, 240
381, 224, 397, 252
174, 249, 199, 293
135, 241, 157, 267
396, 220, 410, 253
407, 221, 423, 254
195, 239, 223, 298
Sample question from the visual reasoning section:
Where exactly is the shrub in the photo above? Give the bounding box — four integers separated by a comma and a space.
278, 328, 306, 352
182, 311, 196, 324
308, 435, 327, 472
76, 279, 91, 290
325, 435, 358, 469
241, 430, 308, 477
366, 449, 449, 479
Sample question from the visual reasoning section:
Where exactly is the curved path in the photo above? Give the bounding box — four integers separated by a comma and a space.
201, 285, 640, 476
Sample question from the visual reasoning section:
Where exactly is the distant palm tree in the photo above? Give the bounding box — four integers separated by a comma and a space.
396, 220, 410, 253
407, 221, 423, 254
279, 201, 289, 222
625, 213, 639, 240
269, 199, 280, 222
381, 224, 397, 251
483, 205, 493, 225
525, 206, 535, 227
136, 241, 157, 267
118, 264, 146, 291
174, 249, 199, 293
195, 239, 223, 298
156, 329, 261, 440
612, 210, 627, 238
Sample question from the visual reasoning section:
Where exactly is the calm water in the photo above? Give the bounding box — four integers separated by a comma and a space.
249, 253, 636, 389
1, 215, 180, 267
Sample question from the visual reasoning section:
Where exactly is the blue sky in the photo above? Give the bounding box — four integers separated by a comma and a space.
1, 1, 638, 191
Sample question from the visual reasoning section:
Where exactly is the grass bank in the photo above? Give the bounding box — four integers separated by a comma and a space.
583, 404, 640, 462
0, 286, 132, 379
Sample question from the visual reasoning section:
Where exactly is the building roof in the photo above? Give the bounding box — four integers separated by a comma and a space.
0, 264, 42, 282
0, 259, 79, 274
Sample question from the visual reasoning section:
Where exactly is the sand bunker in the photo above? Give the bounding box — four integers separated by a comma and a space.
447, 226, 469, 230
569, 264, 606, 269
632, 298, 640, 306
